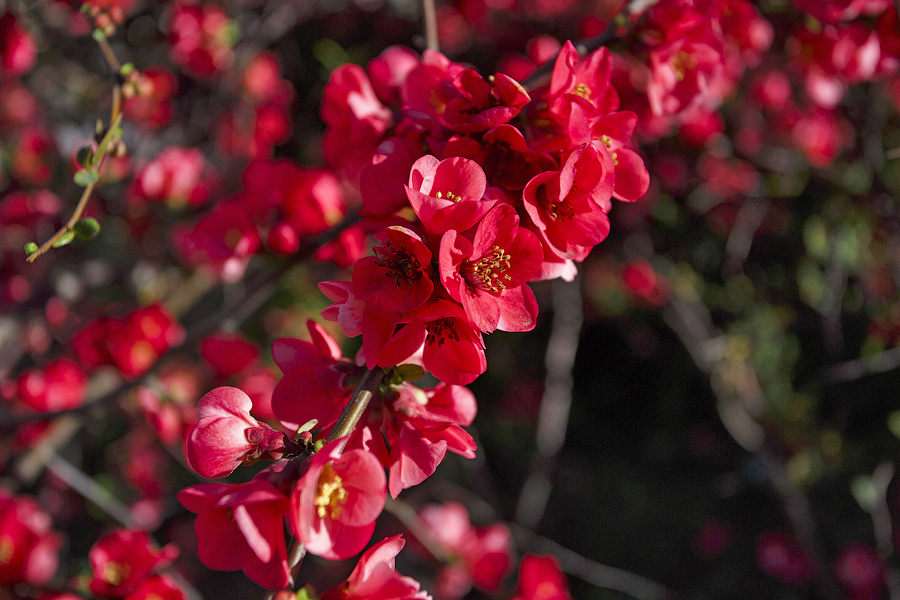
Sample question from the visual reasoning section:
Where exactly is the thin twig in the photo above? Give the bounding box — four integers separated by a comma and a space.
421, 0, 439, 52
511, 523, 677, 600
46, 452, 206, 600
521, 0, 660, 90
384, 496, 455, 563
661, 268, 841, 600
514, 276, 583, 528
1, 209, 362, 430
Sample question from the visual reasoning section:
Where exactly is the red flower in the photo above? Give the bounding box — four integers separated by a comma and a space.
178, 479, 291, 590
290, 438, 386, 560
319, 535, 431, 600
122, 574, 187, 600
510, 555, 572, 600
377, 299, 487, 385
353, 226, 434, 314
199, 332, 260, 380
417, 502, 512, 599
271, 319, 357, 431
321, 63, 393, 182
522, 141, 615, 261
187, 386, 286, 478
0, 488, 62, 587
383, 383, 477, 497
87, 529, 178, 597
438, 204, 542, 333
405, 155, 495, 236
16, 358, 86, 413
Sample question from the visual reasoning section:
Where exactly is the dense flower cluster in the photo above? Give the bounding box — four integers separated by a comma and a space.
4, 0, 900, 598
317, 40, 649, 386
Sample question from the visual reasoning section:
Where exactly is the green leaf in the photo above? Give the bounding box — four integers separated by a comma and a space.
395, 364, 425, 382
74, 170, 100, 187
297, 419, 318, 434
52, 231, 76, 248
73, 218, 101, 240
24, 242, 38, 256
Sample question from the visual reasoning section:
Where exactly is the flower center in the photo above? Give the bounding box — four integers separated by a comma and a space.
0, 535, 13, 565
463, 245, 512, 293
435, 191, 462, 202
102, 562, 131, 586
374, 241, 422, 286
426, 318, 461, 347
574, 83, 590, 99
315, 463, 348, 519
671, 50, 696, 82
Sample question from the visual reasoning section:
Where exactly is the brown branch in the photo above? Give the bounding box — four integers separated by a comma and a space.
421, 0, 439, 52
326, 367, 384, 444
521, 0, 660, 90
514, 276, 583, 528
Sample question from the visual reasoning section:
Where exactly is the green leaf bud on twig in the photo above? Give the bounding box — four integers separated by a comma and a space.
52, 231, 76, 248
76, 146, 94, 168
24, 242, 38, 256
73, 218, 101, 240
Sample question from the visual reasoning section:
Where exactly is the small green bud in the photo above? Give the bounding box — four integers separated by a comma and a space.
313, 439, 325, 453
24, 242, 38, 256
52, 231, 76, 248
120, 63, 135, 76
74, 170, 100, 187
73, 218, 101, 240
76, 146, 94, 168
92, 28, 106, 41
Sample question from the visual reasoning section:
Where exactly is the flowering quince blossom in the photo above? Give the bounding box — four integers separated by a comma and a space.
353, 226, 434, 314
417, 502, 512, 600
177, 476, 291, 589
290, 438, 386, 560
510, 555, 572, 600
120, 574, 186, 600
319, 535, 431, 600
87, 528, 178, 597
0, 488, 62, 587
439, 204, 542, 333
269, 320, 477, 496
522, 141, 614, 261
187, 386, 287, 478
381, 383, 476, 497
405, 155, 495, 237
270, 319, 357, 430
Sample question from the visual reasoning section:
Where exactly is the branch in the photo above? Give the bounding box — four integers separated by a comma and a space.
45, 452, 205, 600
662, 272, 842, 600
521, 0, 659, 90
326, 367, 385, 444
1, 209, 362, 430
421, 0, 439, 52
27, 25, 126, 263
510, 523, 677, 600
514, 276, 583, 528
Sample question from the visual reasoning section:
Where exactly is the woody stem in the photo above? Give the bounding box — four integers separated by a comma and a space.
327, 368, 385, 445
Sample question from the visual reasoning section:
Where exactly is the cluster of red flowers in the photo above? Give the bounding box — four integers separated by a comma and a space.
176, 35, 645, 593
315, 39, 649, 386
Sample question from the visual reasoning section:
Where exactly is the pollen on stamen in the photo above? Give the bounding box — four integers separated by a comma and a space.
315, 464, 348, 520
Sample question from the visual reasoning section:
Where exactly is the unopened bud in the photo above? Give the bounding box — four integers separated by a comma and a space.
76, 145, 94, 168
24, 242, 38, 256
73, 218, 101, 240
